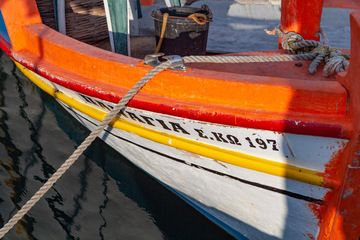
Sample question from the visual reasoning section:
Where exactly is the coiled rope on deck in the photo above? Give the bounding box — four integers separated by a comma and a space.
265, 26, 349, 76
183, 28, 349, 76
0, 61, 171, 239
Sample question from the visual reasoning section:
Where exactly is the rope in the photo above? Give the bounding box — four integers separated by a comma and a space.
183, 53, 317, 64
0, 61, 171, 239
187, 13, 208, 25
155, 13, 169, 54
265, 26, 350, 76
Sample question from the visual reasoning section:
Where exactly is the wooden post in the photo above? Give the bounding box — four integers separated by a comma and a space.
164, 0, 181, 7
104, 0, 131, 55
54, 0, 66, 34
280, 0, 324, 41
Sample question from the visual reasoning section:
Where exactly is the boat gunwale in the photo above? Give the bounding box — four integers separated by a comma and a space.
0, 0, 350, 139
11, 48, 350, 139
15, 59, 336, 188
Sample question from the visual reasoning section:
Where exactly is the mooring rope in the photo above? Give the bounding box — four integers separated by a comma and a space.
0, 61, 171, 239
265, 26, 349, 76
183, 53, 317, 64
181, 27, 349, 76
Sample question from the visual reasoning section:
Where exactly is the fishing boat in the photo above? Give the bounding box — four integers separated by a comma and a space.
0, 0, 359, 239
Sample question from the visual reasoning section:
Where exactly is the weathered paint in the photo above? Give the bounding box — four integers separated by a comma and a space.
0, 0, 350, 139
280, 0, 323, 40
1, 0, 360, 239
324, 0, 360, 9
304, 11, 360, 240
70, 107, 324, 240
164, 0, 181, 7
16, 61, 346, 187
0, 0, 42, 51
103, 0, 130, 55
17, 61, 330, 239
318, 12, 360, 240
54, 0, 66, 34
12, 49, 352, 139
0, 35, 350, 139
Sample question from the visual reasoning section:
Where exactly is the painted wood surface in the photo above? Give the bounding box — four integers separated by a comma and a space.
103, 0, 130, 55
0, 0, 349, 139
62, 99, 324, 240
54, 0, 66, 34
16, 63, 334, 239
14, 58, 349, 189
164, 0, 181, 7
2, 1, 360, 239
74, 92, 346, 174
324, 0, 360, 9
280, 0, 323, 41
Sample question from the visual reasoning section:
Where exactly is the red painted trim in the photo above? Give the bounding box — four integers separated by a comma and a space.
0, 35, 11, 56
13, 56, 347, 139
280, 0, 323, 40
0, 30, 346, 139
324, 0, 360, 9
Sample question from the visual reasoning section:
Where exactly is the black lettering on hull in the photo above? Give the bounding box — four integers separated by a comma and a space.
169, 122, 190, 135
140, 115, 156, 126
211, 132, 229, 143
126, 111, 145, 123
194, 128, 208, 139
156, 119, 171, 130
226, 134, 242, 145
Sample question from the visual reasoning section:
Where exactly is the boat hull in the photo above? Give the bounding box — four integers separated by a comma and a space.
14, 62, 350, 239
62, 102, 323, 240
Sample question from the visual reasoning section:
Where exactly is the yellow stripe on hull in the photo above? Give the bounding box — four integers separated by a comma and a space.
15, 61, 326, 187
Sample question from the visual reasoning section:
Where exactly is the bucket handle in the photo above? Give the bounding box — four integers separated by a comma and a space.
187, 13, 208, 25
155, 13, 169, 53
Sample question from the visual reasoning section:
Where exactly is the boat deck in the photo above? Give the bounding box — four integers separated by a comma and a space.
89, 0, 351, 80
186, 50, 348, 81
36, 0, 350, 59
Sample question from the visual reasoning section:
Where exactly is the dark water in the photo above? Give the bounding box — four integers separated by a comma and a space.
0, 52, 235, 240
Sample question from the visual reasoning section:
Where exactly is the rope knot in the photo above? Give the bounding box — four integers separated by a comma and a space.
324, 52, 350, 77
311, 45, 330, 55
266, 26, 350, 76
281, 32, 304, 53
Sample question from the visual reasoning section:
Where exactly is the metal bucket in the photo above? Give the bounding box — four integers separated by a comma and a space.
152, 5, 212, 56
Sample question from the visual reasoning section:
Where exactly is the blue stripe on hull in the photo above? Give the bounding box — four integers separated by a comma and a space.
0, 11, 10, 44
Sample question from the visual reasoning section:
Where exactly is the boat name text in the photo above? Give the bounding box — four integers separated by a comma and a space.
79, 93, 280, 151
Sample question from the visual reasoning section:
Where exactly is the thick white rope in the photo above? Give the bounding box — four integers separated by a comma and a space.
183, 53, 317, 64
0, 61, 171, 239
265, 26, 350, 76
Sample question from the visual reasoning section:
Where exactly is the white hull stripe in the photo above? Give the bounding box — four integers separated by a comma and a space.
65, 104, 323, 204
